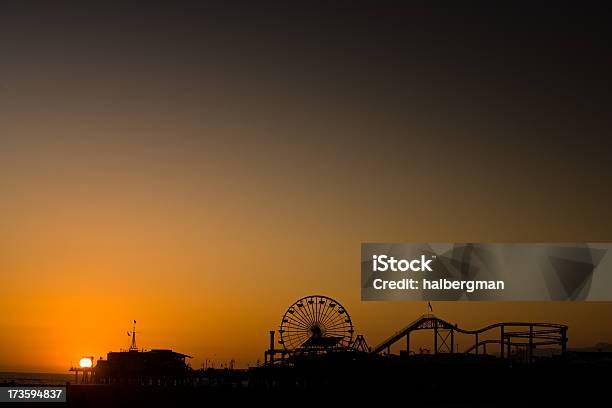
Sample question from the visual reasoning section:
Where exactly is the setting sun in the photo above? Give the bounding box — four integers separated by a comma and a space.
79, 358, 92, 368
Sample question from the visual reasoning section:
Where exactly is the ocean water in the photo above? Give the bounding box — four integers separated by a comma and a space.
0, 372, 74, 385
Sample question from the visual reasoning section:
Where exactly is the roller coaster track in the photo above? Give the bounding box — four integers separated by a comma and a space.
371, 314, 440, 354
371, 314, 568, 359
463, 339, 562, 354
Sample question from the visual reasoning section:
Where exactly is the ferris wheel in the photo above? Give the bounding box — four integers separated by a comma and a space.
278, 295, 354, 351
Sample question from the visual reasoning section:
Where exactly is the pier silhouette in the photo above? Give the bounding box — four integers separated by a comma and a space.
33, 294, 607, 406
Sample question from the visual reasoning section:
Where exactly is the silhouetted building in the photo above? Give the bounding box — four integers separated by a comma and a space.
94, 349, 192, 385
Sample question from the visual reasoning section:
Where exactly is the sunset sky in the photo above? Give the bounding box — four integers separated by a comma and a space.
1, 3, 612, 372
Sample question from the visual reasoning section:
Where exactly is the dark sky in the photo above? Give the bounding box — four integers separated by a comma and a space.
1, 2, 612, 371
3, 3, 611, 186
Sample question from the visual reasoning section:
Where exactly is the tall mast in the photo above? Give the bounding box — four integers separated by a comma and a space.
130, 320, 138, 351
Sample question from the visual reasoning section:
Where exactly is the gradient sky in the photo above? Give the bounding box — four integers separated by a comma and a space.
1, 3, 612, 372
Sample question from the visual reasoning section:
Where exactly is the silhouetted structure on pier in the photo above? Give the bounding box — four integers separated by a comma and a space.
94, 349, 192, 385
264, 296, 568, 367
251, 295, 584, 392
90, 321, 192, 385
68, 297, 612, 399
60, 297, 612, 407
370, 314, 568, 363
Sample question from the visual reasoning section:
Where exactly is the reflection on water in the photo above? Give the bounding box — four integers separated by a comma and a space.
0, 372, 73, 385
